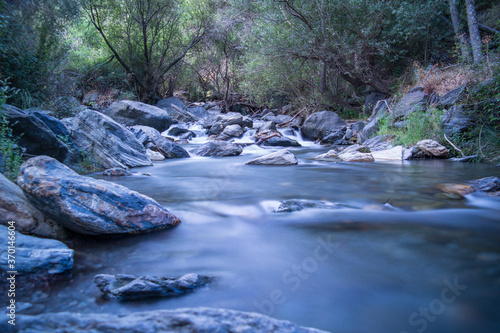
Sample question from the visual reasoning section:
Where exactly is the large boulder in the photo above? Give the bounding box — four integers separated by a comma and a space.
471, 176, 500, 192
364, 91, 386, 114
438, 85, 467, 108
129, 125, 162, 144
0, 225, 73, 275
94, 273, 213, 301
417, 139, 449, 158
154, 137, 190, 158
195, 141, 243, 157
370, 146, 405, 161
1, 105, 69, 162
17, 156, 181, 236
392, 88, 428, 119
0, 173, 68, 239
338, 152, 375, 162
301, 111, 346, 141
65, 109, 152, 169
246, 149, 298, 165
104, 100, 173, 132
441, 104, 476, 137
2, 308, 328, 333
217, 124, 243, 140
261, 136, 301, 147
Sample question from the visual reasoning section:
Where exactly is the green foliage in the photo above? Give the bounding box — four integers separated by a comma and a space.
0, 79, 23, 180
378, 108, 445, 147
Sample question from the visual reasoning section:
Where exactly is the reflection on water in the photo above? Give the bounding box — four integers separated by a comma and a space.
21, 144, 500, 333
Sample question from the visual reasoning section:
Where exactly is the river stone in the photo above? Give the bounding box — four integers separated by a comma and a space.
261, 136, 301, 147
218, 124, 243, 140
66, 109, 152, 169
94, 273, 214, 301
392, 89, 428, 119
207, 121, 224, 136
274, 200, 351, 213
129, 125, 162, 143
321, 128, 346, 144
2, 308, 328, 333
371, 146, 404, 161
358, 118, 378, 144
338, 152, 374, 162
362, 135, 393, 151
0, 225, 73, 275
0, 173, 69, 239
417, 140, 449, 158
259, 121, 277, 132
168, 127, 193, 137
196, 141, 243, 157
103, 168, 132, 176
314, 150, 338, 159
471, 177, 500, 192
301, 111, 347, 141
104, 100, 172, 132
436, 183, 476, 197
1, 104, 69, 162
365, 91, 387, 114
146, 149, 166, 161
153, 137, 190, 159
17, 156, 181, 236
246, 149, 298, 165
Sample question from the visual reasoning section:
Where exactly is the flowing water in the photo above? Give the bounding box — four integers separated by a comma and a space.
22, 137, 500, 333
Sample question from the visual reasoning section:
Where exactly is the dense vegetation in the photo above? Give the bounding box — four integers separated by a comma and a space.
0, 0, 499, 165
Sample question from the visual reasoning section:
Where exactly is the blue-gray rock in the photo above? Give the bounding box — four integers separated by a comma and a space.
261, 136, 301, 147
392, 89, 428, 119
320, 128, 346, 144
94, 273, 213, 301
168, 127, 194, 137
438, 85, 467, 108
65, 109, 152, 169
471, 177, 500, 192
258, 121, 277, 132
129, 125, 162, 144
0, 173, 68, 239
1, 105, 69, 162
301, 111, 346, 141
364, 91, 386, 114
441, 105, 476, 136
358, 119, 379, 144
0, 225, 73, 275
2, 307, 328, 333
17, 156, 181, 236
196, 141, 243, 157
156, 96, 186, 110
274, 200, 353, 213
103, 168, 132, 176
217, 124, 243, 140
154, 137, 190, 158
351, 121, 367, 133
246, 149, 298, 165
104, 100, 173, 132
187, 106, 210, 119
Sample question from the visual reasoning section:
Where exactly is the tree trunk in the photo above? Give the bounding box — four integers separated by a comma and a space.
449, 0, 472, 63
465, 0, 483, 64
320, 62, 328, 94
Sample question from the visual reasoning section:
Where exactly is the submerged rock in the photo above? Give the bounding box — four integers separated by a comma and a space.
17, 156, 181, 236
196, 141, 243, 157
0, 225, 73, 275
2, 307, 328, 333
103, 168, 132, 176
274, 200, 352, 213
246, 149, 298, 165
436, 183, 475, 198
94, 273, 213, 301
471, 177, 500, 193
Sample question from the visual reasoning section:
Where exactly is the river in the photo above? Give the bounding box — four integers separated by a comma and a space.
26, 137, 500, 333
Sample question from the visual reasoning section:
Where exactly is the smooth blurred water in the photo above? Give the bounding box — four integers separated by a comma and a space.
25, 143, 500, 333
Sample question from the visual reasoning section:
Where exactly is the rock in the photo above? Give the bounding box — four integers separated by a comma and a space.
129, 125, 162, 143
362, 135, 393, 151
320, 128, 346, 144
392, 89, 428, 119
274, 200, 351, 213
2, 308, 328, 333
1, 104, 69, 162
259, 121, 277, 132
338, 152, 374, 162
301, 111, 346, 141
152, 137, 190, 159
438, 85, 467, 108
351, 121, 367, 133
371, 146, 404, 161
195, 141, 243, 157
0, 173, 68, 239
358, 119, 378, 144
471, 177, 500, 192
157, 96, 186, 110
104, 101, 173, 131
94, 273, 213, 301
403, 146, 421, 160
246, 149, 298, 165
436, 183, 475, 197
17, 156, 181, 236
449, 155, 480, 163
261, 136, 301, 147
344, 129, 354, 140
167, 127, 193, 137
218, 124, 243, 140
187, 106, 210, 119
441, 105, 476, 136
66, 109, 152, 169
103, 168, 132, 176
314, 150, 338, 159
207, 121, 224, 136
0, 225, 73, 275
364, 91, 386, 114
179, 132, 195, 141
417, 140, 449, 158
146, 149, 166, 161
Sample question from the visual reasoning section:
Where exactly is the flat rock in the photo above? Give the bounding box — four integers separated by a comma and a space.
94, 273, 213, 301
65, 109, 152, 169
129, 125, 162, 143
154, 137, 190, 159
104, 100, 172, 132
17, 156, 181, 236
196, 141, 242, 157
471, 177, 500, 192
0, 225, 73, 275
417, 139, 449, 158
436, 183, 475, 197
261, 136, 301, 147
274, 200, 353, 213
338, 152, 374, 162
246, 149, 298, 165
314, 150, 338, 159
146, 149, 166, 161
392, 89, 428, 118
0, 173, 68, 239
103, 168, 132, 176
438, 85, 467, 108
2, 307, 328, 333
371, 146, 404, 161
301, 111, 346, 141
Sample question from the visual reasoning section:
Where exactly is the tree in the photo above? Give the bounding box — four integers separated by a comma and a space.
449, 0, 472, 63
83, 0, 205, 103
465, 0, 483, 64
